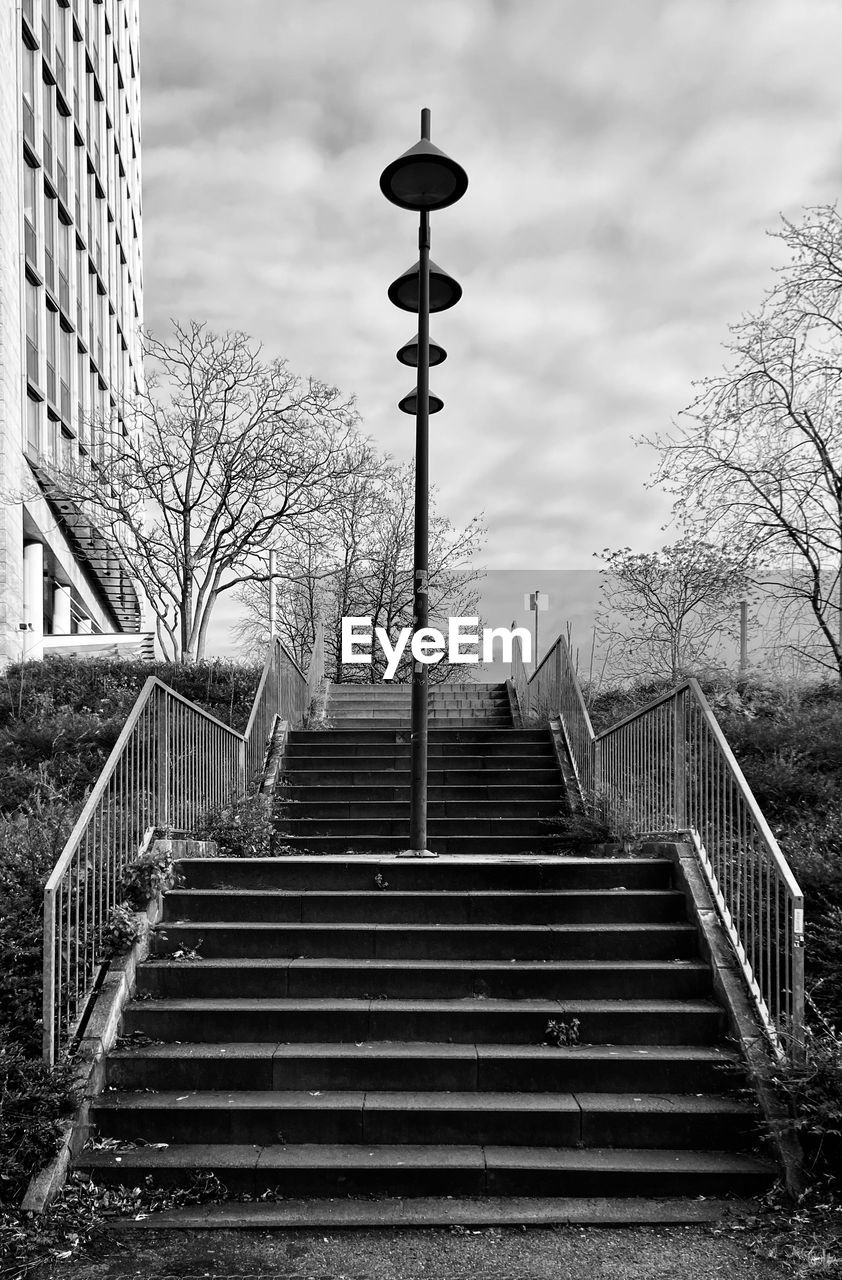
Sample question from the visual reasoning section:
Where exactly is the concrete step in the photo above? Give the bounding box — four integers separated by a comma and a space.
150, 921, 699, 961
325, 701, 510, 711
326, 683, 507, 697
138, 958, 711, 1002
284, 751, 557, 769
287, 729, 552, 746
105, 1041, 743, 1095
282, 769, 564, 788
283, 784, 564, 804
79, 1143, 776, 1197
326, 708, 511, 719
276, 799, 564, 821
176, 856, 673, 892
326, 719, 515, 730
121, 996, 723, 1045
161, 888, 686, 925
90, 1089, 758, 1150
271, 834, 609, 854
106, 1196, 760, 1229
276, 817, 566, 839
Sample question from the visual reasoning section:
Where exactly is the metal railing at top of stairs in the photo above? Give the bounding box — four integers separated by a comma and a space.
512, 631, 806, 1062
243, 626, 324, 786
42, 627, 323, 1065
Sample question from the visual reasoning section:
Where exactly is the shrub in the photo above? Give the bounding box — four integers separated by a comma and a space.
0, 800, 75, 1058
195, 794, 273, 858
99, 903, 144, 960
118, 845, 178, 911
771, 1021, 842, 1187
0, 655, 261, 819
0, 1031, 80, 1205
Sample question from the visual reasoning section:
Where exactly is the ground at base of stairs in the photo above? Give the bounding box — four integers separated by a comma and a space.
33, 1220, 791, 1280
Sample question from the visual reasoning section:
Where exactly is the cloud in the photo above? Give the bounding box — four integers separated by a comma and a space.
138, 0, 842, 650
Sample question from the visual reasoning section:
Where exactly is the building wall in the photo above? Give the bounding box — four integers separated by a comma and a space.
0, 0, 143, 665
0, 5, 26, 663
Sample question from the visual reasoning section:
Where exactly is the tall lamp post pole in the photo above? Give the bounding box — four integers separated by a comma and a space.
380, 108, 467, 854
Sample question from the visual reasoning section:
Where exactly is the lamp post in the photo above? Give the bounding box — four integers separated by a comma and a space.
380, 107, 467, 855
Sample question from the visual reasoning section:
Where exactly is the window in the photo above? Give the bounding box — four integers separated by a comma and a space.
43, 195, 56, 293
74, 143, 83, 228
45, 305, 58, 406
88, 268, 95, 353
87, 171, 95, 255
45, 412, 60, 465
26, 393, 40, 453
22, 46, 36, 147
42, 82, 54, 177
73, 33, 83, 118
90, 368, 101, 460
60, 427, 74, 469
60, 326, 72, 422
58, 219, 70, 313
55, 1, 68, 92
77, 349, 87, 444
23, 164, 37, 267
56, 110, 69, 203
96, 288, 104, 370
42, 0, 53, 62
25, 280, 39, 385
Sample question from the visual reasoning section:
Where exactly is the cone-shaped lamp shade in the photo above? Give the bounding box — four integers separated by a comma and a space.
399, 387, 444, 415
380, 138, 468, 211
388, 260, 462, 313
397, 332, 447, 367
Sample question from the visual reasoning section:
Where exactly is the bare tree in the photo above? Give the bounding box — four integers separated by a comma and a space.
648, 205, 842, 680
235, 460, 486, 683
596, 537, 751, 683
55, 322, 365, 661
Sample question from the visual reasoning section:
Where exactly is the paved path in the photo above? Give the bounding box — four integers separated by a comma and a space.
31, 1225, 788, 1279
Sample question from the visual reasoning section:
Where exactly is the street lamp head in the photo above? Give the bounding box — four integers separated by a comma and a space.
397, 332, 447, 367
399, 387, 444, 415
388, 260, 462, 313
380, 137, 468, 212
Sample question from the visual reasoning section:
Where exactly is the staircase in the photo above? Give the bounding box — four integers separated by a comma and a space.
277, 681, 570, 854
78, 680, 777, 1207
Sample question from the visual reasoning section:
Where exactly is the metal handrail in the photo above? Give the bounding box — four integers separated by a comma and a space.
513, 633, 806, 1060
43, 632, 320, 1064
42, 678, 243, 1063
528, 633, 596, 804
596, 678, 805, 1057
510, 625, 531, 725
242, 634, 315, 783
306, 620, 326, 710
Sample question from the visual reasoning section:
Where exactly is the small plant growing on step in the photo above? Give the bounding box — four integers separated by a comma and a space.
100, 903, 144, 959
544, 1015, 581, 1047
374, 873, 389, 890
119, 845, 179, 910
195, 793, 273, 857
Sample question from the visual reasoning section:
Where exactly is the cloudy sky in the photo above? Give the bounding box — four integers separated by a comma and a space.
139, 0, 842, 648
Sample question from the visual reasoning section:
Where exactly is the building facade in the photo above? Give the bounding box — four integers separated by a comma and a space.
0, 0, 145, 666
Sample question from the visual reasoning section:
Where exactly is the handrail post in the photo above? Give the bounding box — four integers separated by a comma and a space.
593, 737, 603, 821
673, 691, 687, 829
792, 905, 806, 1064
157, 687, 170, 830
42, 891, 56, 1065
238, 736, 247, 794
